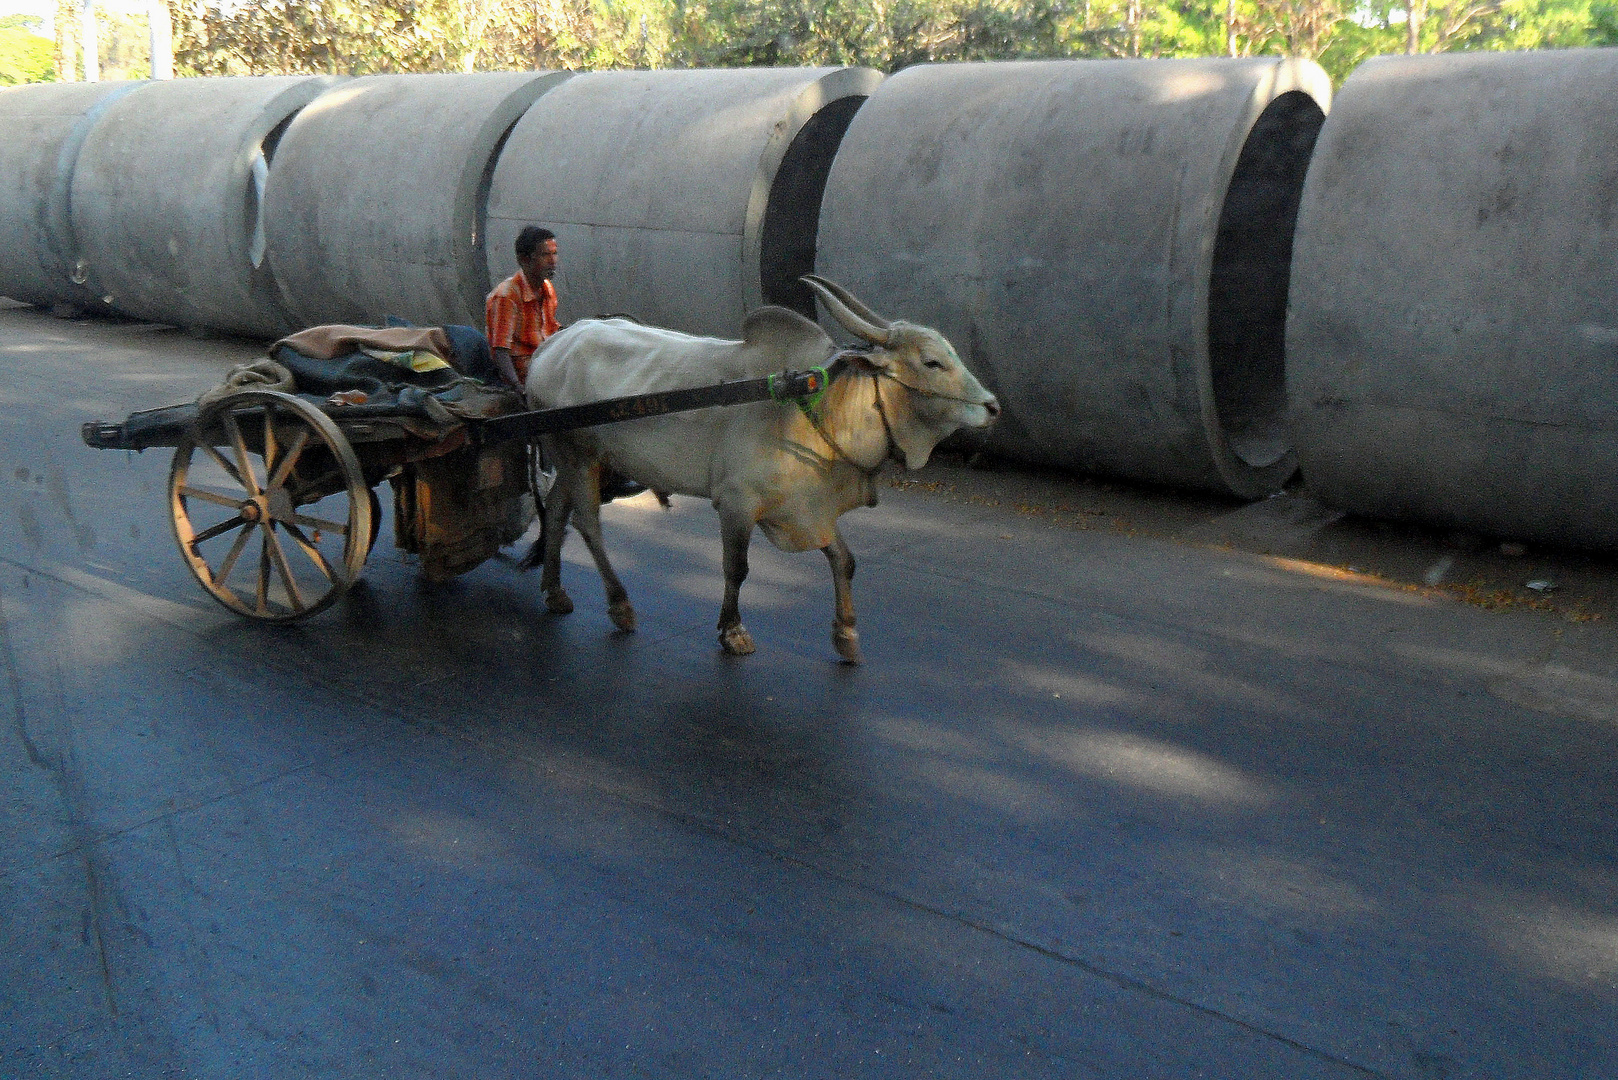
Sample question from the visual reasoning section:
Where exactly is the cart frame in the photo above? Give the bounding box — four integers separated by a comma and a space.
82, 367, 829, 622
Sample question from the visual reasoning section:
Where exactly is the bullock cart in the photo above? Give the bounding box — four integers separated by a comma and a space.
81, 357, 829, 623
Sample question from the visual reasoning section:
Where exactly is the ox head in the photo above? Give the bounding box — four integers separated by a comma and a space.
802, 275, 1000, 469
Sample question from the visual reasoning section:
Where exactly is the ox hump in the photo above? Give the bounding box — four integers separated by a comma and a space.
741, 306, 835, 369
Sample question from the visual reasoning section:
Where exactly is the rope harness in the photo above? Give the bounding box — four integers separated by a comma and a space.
776, 351, 898, 476
769, 346, 992, 475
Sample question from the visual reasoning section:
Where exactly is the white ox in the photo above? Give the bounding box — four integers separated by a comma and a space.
525, 276, 999, 663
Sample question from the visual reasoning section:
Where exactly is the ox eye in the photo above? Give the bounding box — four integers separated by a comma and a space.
924, 360, 944, 370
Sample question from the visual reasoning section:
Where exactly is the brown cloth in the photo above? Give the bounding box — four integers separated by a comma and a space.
272, 324, 455, 362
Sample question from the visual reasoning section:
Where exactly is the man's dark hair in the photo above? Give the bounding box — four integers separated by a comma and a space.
515, 225, 556, 261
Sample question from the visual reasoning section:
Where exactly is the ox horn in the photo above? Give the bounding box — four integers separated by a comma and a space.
800, 275, 891, 346
801, 275, 890, 331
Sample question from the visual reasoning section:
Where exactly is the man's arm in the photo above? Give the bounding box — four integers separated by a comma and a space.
486, 291, 523, 388
491, 347, 521, 388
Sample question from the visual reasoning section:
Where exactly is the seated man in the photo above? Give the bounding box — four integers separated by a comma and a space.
488, 224, 648, 506
485, 225, 560, 389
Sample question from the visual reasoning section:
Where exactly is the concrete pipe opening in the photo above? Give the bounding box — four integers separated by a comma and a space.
484, 67, 881, 338
1207, 89, 1325, 471
759, 94, 868, 319
816, 59, 1332, 500
245, 109, 299, 272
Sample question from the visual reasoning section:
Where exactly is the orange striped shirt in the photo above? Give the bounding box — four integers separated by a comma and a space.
484, 271, 559, 382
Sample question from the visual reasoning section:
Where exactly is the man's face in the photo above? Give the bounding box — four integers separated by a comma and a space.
521, 239, 559, 285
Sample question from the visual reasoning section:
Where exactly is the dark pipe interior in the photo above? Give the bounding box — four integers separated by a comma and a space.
759, 95, 866, 318
261, 111, 295, 164
251, 110, 306, 328
1207, 89, 1325, 469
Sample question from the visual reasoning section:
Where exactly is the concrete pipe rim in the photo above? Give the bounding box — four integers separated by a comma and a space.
742, 66, 885, 316
1198, 59, 1331, 499
68, 75, 340, 335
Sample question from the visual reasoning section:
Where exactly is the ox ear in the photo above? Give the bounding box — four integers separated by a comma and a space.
842, 350, 892, 376
742, 305, 834, 365
800, 276, 891, 346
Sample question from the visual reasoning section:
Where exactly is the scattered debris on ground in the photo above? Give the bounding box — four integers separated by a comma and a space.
889, 452, 1615, 625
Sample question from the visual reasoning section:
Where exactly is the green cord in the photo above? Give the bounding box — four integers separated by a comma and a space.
769, 366, 830, 417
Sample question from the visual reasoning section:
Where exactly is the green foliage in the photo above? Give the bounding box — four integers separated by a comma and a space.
1476, 0, 1603, 49
1593, 0, 1618, 40
0, 17, 56, 84
99, 9, 154, 80
172, 0, 669, 75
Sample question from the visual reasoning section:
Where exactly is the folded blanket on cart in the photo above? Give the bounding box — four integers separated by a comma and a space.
270, 323, 499, 392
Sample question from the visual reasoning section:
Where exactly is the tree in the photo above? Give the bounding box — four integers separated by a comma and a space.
0, 14, 57, 84
1404, 0, 1503, 52
98, 8, 155, 79
172, 0, 668, 75
1258, 0, 1344, 57
165, 0, 1618, 85
1593, 0, 1618, 40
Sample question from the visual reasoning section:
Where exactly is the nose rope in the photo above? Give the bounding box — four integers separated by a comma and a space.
828, 347, 996, 408
875, 369, 996, 408
794, 349, 995, 474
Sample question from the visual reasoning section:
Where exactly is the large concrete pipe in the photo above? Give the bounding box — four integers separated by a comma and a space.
1288, 50, 1618, 551
484, 67, 883, 336
69, 76, 338, 337
817, 59, 1330, 499
262, 71, 569, 329
0, 81, 145, 310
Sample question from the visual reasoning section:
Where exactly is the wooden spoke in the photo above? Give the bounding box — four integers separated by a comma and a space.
268, 427, 311, 490
178, 484, 247, 510
281, 522, 339, 584
290, 512, 348, 535
262, 523, 307, 612
255, 531, 272, 615
262, 403, 280, 483
190, 515, 251, 546
214, 520, 255, 584
200, 442, 249, 491
223, 412, 261, 496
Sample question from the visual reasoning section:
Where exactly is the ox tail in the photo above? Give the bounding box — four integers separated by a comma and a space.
517, 508, 547, 573
517, 443, 549, 573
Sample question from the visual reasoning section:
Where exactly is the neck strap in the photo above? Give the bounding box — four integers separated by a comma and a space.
793, 356, 897, 475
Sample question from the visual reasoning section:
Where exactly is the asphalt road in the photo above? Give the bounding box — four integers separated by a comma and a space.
3, 302, 1616, 1079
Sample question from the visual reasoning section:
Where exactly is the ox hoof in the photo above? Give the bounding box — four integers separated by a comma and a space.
832, 626, 863, 665
720, 625, 756, 657
608, 600, 637, 632
545, 588, 574, 615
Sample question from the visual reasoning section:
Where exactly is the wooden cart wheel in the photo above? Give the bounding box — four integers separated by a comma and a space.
169, 390, 373, 621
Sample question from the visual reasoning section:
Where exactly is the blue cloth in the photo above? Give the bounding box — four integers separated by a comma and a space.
383, 317, 498, 384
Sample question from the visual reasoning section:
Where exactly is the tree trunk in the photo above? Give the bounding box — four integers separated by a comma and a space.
79, 0, 98, 82
148, 0, 173, 79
